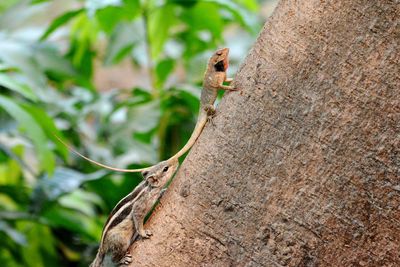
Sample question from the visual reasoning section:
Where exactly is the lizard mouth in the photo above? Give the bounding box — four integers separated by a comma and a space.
214, 60, 226, 72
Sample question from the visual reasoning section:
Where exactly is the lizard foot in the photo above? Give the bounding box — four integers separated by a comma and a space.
204, 105, 216, 117
118, 252, 132, 266
207, 115, 215, 126
204, 105, 216, 126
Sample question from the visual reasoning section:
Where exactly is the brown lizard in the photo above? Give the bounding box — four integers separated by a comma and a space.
57, 47, 237, 172
90, 159, 179, 267
168, 47, 237, 160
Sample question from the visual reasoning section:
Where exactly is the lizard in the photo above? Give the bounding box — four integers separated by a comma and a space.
89, 159, 179, 267
56, 47, 237, 172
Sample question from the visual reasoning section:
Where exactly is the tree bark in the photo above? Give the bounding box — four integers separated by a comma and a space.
129, 0, 400, 266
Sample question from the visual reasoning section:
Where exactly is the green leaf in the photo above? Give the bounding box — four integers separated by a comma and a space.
0, 185, 30, 206
0, 96, 54, 174
58, 189, 102, 217
182, 2, 224, 38
148, 5, 176, 59
205, 0, 259, 33
67, 13, 99, 78
0, 73, 38, 101
42, 206, 99, 239
0, 221, 27, 245
31, 167, 107, 206
167, 0, 198, 8
85, 0, 122, 17
105, 22, 138, 65
33, 44, 77, 77
95, 0, 141, 33
17, 222, 58, 267
95, 6, 126, 33
40, 9, 84, 40
0, 0, 19, 13
234, 0, 258, 11
155, 58, 175, 88
125, 100, 161, 133
0, 38, 47, 89
20, 104, 68, 160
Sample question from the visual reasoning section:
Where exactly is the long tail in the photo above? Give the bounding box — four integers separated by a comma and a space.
55, 110, 208, 172
169, 111, 208, 161
54, 135, 148, 173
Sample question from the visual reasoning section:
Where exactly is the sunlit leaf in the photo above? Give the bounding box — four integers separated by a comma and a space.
105, 22, 138, 65
40, 9, 84, 40
0, 0, 19, 13
0, 73, 37, 101
85, 0, 122, 17
182, 2, 224, 38
148, 5, 176, 59
68, 12, 99, 77
0, 96, 54, 174
205, 0, 259, 32
95, 0, 140, 33
42, 206, 99, 239
32, 167, 107, 204
235, 0, 259, 11
125, 100, 161, 133
58, 189, 102, 216
0, 38, 47, 89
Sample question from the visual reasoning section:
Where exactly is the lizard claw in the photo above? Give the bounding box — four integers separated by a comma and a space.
204, 105, 216, 116
204, 105, 216, 126
207, 115, 215, 126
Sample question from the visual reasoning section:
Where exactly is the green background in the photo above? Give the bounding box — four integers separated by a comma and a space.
0, 0, 276, 266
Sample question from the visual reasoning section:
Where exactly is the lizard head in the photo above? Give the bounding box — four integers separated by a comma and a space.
141, 159, 179, 188
209, 47, 229, 72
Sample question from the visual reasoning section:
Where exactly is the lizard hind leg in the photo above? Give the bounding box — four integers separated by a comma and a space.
204, 105, 216, 126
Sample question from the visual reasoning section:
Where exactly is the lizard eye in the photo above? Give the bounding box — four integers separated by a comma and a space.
142, 171, 149, 177
216, 51, 222, 56
163, 166, 169, 172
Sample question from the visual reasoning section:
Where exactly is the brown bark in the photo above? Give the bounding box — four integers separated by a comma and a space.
129, 0, 400, 266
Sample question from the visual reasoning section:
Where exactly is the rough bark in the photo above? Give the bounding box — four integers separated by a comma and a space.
129, 0, 400, 266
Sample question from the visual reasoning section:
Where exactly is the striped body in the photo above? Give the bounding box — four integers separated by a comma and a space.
90, 160, 179, 267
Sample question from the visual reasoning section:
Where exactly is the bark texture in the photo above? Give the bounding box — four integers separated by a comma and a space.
129, 0, 400, 266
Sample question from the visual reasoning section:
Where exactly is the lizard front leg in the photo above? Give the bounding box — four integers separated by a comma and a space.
218, 84, 237, 91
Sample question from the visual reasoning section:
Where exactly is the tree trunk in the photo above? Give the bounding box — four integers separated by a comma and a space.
129, 0, 400, 266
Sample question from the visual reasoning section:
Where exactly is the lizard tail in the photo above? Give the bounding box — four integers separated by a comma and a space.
54, 134, 148, 173
169, 111, 208, 161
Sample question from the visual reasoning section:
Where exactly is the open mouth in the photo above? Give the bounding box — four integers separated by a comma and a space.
214, 60, 226, 72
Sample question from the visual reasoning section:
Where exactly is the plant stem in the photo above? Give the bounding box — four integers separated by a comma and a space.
142, 7, 158, 98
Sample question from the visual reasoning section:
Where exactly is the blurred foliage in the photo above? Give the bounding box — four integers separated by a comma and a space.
0, 0, 268, 265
